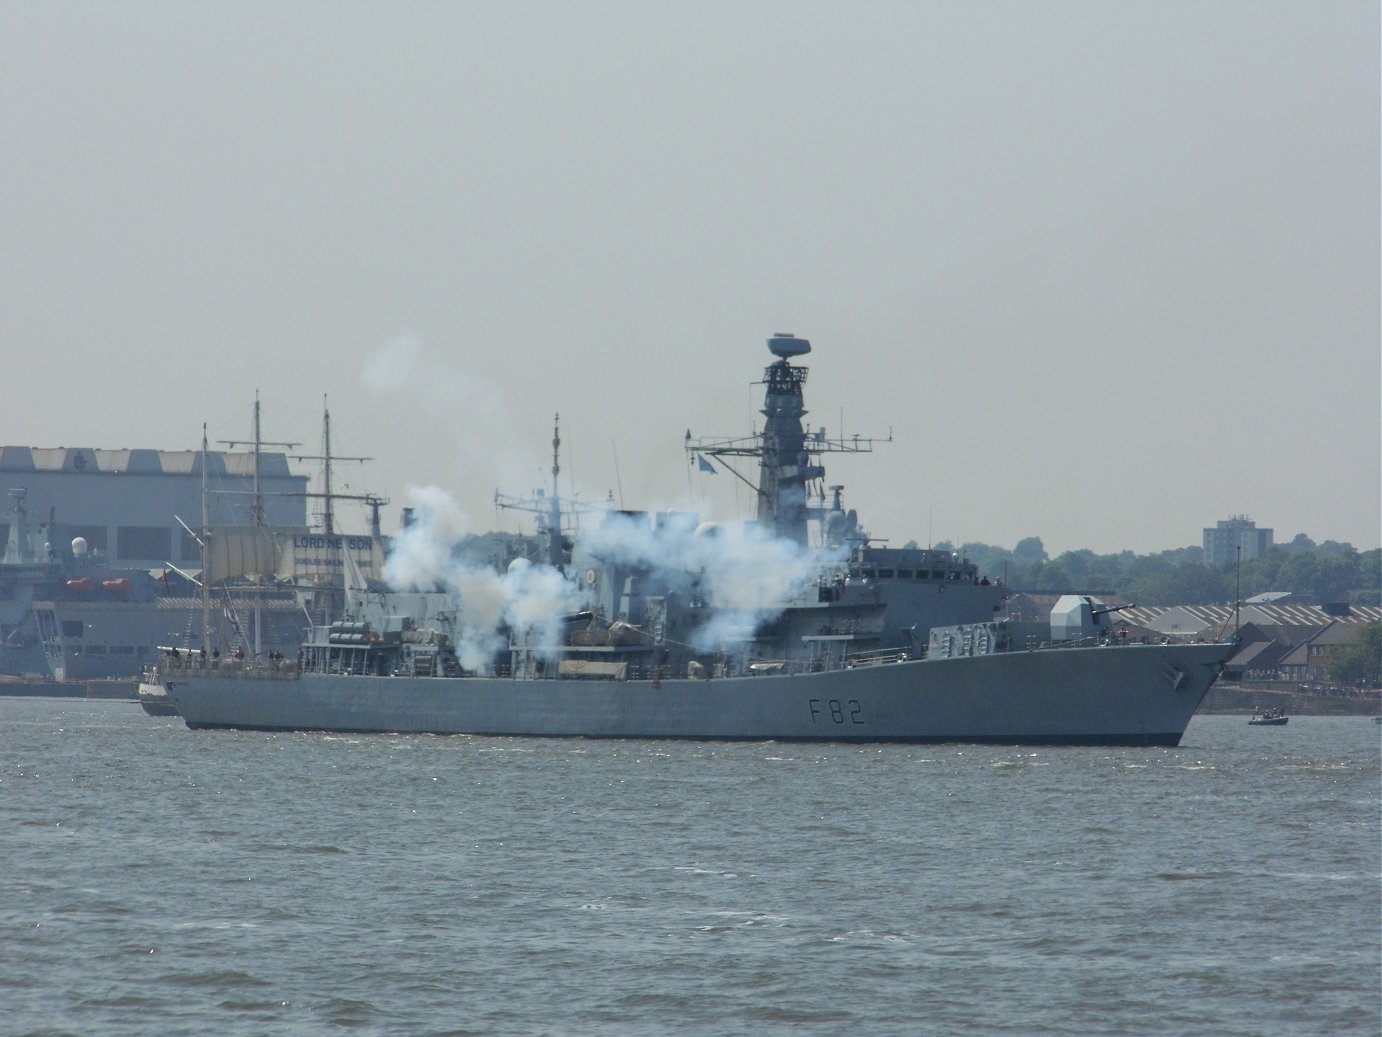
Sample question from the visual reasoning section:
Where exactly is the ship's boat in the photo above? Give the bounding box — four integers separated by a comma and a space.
161, 334, 1234, 745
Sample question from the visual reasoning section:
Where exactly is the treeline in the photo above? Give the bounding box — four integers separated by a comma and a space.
1328, 624, 1382, 686
920, 535, 1382, 607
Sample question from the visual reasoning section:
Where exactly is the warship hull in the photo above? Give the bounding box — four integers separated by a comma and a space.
166, 640, 1232, 745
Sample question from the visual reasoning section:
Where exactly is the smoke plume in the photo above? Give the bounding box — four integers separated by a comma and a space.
384, 485, 589, 672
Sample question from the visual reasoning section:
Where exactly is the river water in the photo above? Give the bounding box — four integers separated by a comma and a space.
3, 700, 1378, 1036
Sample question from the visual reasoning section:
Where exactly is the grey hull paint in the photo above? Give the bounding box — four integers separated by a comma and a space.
167, 641, 1232, 746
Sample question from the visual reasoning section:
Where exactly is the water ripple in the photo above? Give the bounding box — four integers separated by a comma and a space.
1, 702, 1377, 1037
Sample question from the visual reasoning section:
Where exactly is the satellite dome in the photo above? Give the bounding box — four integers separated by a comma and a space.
71, 536, 88, 556
694, 521, 725, 539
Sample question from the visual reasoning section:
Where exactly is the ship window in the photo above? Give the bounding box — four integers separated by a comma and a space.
87, 645, 107, 654
861, 568, 876, 578
897, 570, 913, 579
117, 526, 171, 560
61, 620, 84, 638
931, 571, 946, 580
878, 568, 895, 578
110, 645, 134, 655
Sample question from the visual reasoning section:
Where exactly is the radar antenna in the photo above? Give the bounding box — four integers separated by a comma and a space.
494, 413, 598, 570
685, 334, 890, 545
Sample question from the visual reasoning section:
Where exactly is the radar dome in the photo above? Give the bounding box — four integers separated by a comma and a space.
71, 536, 88, 556
767, 334, 811, 358
694, 521, 725, 540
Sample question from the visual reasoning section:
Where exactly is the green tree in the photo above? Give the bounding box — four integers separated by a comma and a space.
1026, 562, 1072, 592
1238, 551, 1285, 598
1273, 552, 1360, 602
1124, 563, 1232, 606
996, 536, 1379, 601
957, 542, 1013, 581
1055, 549, 1094, 586
1326, 624, 1382, 687
1355, 549, 1382, 603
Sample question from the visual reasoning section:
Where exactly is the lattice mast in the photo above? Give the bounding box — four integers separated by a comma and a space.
685, 334, 888, 545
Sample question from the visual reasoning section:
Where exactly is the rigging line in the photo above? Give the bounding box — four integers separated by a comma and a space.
612, 439, 624, 510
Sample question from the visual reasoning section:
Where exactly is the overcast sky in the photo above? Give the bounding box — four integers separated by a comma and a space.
3, 1, 1377, 557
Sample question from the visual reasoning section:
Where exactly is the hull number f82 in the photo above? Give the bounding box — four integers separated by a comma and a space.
809, 698, 865, 725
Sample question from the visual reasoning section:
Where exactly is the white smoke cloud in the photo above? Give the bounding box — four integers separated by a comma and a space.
361, 334, 421, 394
382, 484, 470, 590
383, 485, 588, 673
363, 331, 505, 425
581, 510, 846, 653
362, 331, 542, 495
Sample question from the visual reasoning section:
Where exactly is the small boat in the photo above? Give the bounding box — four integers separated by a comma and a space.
137, 670, 178, 717
1249, 707, 1288, 726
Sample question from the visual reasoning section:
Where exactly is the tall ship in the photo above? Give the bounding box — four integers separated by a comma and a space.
0, 401, 386, 685
162, 335, 1234, 744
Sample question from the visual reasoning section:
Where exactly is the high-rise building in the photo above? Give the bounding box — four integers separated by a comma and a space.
1203, 516, 1274, 566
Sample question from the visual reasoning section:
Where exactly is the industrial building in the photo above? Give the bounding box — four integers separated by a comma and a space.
0, 446, 308, 570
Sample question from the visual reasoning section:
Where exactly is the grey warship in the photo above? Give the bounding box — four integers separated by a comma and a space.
163, 334, 1233, 744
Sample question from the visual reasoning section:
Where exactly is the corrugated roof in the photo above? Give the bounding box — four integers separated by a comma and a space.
0, 445, 299, 476
1120, 603, 1381, 628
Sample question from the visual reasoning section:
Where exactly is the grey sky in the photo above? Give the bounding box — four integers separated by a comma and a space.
3, 1, 1377, 556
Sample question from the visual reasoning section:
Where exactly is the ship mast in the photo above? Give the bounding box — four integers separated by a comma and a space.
218, 392, 301, 524
548, 416, 562, 568
494, 413, 595, 571
323, 402, 334, 536
685, 334, 888, 545
288, 397, 387, 537
218, 392, 298, 656
200, 424, 211, 655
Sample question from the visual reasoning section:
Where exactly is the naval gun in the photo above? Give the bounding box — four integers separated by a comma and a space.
1050, 596, 1137, 642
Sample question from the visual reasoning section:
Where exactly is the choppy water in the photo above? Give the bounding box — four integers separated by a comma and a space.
2, 700, 1378, 1037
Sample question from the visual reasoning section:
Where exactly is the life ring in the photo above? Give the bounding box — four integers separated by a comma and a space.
584, 569, 597, 586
